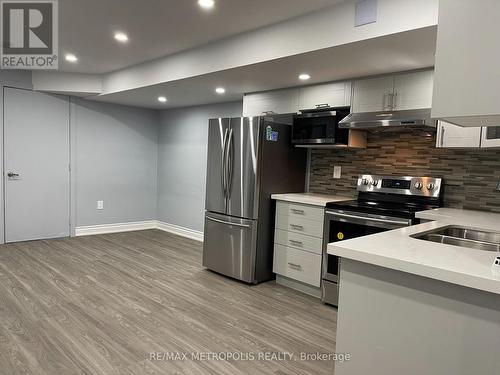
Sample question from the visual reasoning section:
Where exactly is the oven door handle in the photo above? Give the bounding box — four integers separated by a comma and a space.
325, 211, 411, 226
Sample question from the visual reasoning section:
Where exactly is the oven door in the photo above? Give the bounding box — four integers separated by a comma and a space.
322, 210, 411, 283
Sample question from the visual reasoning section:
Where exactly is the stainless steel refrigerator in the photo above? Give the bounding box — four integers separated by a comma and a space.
203, 115, 307, 284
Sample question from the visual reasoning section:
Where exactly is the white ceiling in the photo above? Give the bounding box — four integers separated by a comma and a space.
59, 0, 340, 74
92, 27, 437, 109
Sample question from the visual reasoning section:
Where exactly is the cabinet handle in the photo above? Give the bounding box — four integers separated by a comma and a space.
290, 208, 305, 215
383, 93, 389, 110
440, 125, 445, 147
391, 93, 398, 110
288, 262, 302, 270
290, 224, 304, 231
289, 239, 303, 246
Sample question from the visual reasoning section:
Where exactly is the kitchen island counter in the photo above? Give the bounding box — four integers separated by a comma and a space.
327, 208, 500, 295
328, 208, 500, 375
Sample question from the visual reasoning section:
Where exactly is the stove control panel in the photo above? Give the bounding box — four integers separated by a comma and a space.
357, 175, 442, 198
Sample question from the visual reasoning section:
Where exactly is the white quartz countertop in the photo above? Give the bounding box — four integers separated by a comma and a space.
327, 208, 500, 295
271, 193, 351, 207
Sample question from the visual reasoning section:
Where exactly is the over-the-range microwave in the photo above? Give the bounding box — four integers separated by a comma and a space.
292, 106, 350, 146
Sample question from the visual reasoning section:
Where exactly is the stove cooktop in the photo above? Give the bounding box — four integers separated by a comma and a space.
325, 199, 440, 219
325, 175, 444, 219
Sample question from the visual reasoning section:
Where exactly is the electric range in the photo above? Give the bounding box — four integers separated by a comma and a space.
321, 174, 443, 306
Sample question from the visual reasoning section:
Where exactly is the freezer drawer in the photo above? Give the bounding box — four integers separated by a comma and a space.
202, 212, 258, 283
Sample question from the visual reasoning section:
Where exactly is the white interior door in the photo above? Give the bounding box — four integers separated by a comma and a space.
4, 88, 70, 243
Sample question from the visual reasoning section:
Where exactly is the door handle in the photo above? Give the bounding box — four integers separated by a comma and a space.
7, 172, 19, 178
226, 128, 234, 197
222, 128, 229, 197
206, 216, 251, 228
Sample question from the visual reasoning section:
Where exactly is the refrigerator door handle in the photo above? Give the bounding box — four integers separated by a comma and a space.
206, 215, 251, 228
222, 128, 229, 198
226, 128, 234, 197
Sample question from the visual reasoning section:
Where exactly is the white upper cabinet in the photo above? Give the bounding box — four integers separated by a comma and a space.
352, 76, 394, 113
480, 126, 500, 148
243, 81, 352, 116
436, 121, 481, 148
298, 82, 351, 110
432, 0, 500, 127
352, 70, 434, 113
243, 88, 299, 117
393, 70, 433, 111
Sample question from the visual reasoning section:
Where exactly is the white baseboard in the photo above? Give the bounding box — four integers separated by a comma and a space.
156, 221, 204, 242
75, 220, 157, 236
75, 220, 204, 242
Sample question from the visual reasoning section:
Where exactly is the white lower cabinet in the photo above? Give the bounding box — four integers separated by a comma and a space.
273, 200, 325, 295
274, 229, 322, 255
273, 245, 322, 287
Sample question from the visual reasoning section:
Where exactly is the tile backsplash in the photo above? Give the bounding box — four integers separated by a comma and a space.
309, 130, 500, 212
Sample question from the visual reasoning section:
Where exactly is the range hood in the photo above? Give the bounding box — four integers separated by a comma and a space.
339, 108, 436, 130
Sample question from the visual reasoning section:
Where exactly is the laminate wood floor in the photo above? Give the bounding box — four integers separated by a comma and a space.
0, 230, 337, 375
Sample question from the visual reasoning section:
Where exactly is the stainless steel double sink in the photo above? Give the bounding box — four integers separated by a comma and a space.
411, 226, 500, 252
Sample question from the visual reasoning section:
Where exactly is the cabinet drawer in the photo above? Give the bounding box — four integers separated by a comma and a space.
274, 229, 322, 255
276, 201, 324, 222
275, 214, 324, 238
273, 244, 322, 287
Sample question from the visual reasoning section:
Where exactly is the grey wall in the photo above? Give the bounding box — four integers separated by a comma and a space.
157, 101, 242, 232
0, 71, 33, 243
72, 99, 159, 227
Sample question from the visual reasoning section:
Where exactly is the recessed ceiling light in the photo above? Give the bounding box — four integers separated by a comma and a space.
215, 87, 225, 94
114, 32, 129, 43
65, 53, 78, 62
158, 96, 167, 103
299, 73, 311, 81
198, 0, 215, 10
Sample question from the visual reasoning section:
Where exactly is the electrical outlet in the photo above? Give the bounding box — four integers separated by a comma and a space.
333, 166, 342, 179
97, 200, 104, 210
